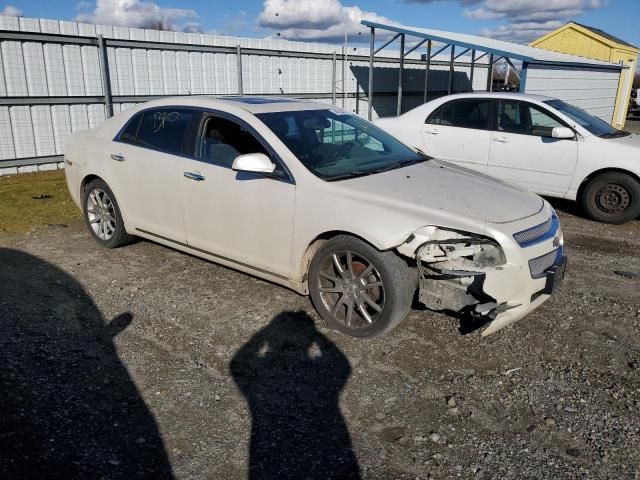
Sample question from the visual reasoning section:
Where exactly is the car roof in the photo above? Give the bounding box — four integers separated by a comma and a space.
431, 92, 555, 102
129, 95, 332, 114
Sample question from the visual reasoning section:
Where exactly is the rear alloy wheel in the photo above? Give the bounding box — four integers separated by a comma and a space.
83, 179, 132, 248
582, 172, 640, 224
309, 236, 415, 338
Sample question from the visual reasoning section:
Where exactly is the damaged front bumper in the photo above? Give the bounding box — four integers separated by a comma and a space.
397, 210, 566, 336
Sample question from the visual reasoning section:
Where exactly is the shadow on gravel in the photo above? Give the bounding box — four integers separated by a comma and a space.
0, 248, 173, 479
230, 311, 360, 480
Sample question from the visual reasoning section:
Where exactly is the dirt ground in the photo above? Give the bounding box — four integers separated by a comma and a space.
1, 123, 640, 479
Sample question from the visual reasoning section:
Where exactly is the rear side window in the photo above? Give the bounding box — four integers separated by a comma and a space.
121, 108, 195, 155
426, 99, 490, 130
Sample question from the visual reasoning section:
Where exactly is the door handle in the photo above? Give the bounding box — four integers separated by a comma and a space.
424, 127, 440, 135
492, 135, 509, 143
110, 153, 125, 161
184, 171, 205, 181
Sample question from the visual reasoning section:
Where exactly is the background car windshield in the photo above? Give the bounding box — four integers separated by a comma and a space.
257, 110, 422, 180
544, 99, 618, 137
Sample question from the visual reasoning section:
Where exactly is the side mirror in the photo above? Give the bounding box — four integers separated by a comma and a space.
232, 153, 276, 174
552, 126, 575, 139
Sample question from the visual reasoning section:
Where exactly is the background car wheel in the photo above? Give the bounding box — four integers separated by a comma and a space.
309, 235, 416, 338
581, 172, 640, 224
83, 179, 132, 248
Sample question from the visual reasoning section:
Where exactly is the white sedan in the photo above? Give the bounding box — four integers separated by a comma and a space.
375, 92, 640, 224
65, 96, 566, 337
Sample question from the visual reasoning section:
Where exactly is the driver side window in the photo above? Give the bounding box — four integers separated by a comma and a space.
195, 115, 269, 168
498, 100, 565, 137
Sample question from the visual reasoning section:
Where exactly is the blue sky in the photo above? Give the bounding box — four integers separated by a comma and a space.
2, 0, 638, 48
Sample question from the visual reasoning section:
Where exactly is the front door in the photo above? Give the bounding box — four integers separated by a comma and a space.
180, 112, 296, 278
421, 97, 492, 172
487, 100, 578, 195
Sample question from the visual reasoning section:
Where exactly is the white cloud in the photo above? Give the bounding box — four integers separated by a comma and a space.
258, 0, 397, 42
479, 20, 565, 42
76, 0, 198, 31
464, 0, 605, 22
462, 0, 606, 42
1, 5, 23, 16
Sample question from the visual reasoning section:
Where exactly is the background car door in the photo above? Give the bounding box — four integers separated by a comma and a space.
487, 100, 578, 195
112, 108, 197, 243
180, 113, 296, 278
421, 98, 492, 172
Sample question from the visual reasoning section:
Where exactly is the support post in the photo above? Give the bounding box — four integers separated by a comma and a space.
97, 34, 113, 118
367, 27, 375, 120
519, 62, 528, 93
342, 43, 346, 108
469, 50, 475, 92
236, 45, 243, 95
448, 45, 455, 95
397, 33, 405, 116
423, 40, 432, 103
331, 51, 337, 105
487, 54, 494, 92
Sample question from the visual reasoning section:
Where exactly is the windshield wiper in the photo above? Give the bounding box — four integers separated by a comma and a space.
600, 130, 630, 139
325, 171, 373, 181
326, 157, 429, 182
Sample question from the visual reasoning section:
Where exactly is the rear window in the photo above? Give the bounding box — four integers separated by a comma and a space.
119, 108, 195, 155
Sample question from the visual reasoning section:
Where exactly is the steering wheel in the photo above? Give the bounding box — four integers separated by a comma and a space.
331, 141, 355, 162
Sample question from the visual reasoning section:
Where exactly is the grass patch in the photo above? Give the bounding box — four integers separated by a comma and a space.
0, 169, 81, 234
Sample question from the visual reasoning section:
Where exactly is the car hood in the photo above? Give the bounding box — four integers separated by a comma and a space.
604, 132, 640, 149
337, 160, 544, 224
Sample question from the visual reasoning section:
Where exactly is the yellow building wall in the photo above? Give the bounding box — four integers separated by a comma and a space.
531, 24, 639, 129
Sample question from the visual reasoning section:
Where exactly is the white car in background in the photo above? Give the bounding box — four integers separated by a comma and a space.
375, 92, 640, 224
65, 96, 566, 338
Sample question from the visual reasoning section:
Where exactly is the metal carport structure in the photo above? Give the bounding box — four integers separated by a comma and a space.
361, 20, 625, 122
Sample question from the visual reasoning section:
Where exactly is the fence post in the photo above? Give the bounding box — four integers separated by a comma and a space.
423, 41, 432, 104
367, 27, 375, 120
97, 34, 114, 117
332, 51, 337, 105
236, 45, 243, 95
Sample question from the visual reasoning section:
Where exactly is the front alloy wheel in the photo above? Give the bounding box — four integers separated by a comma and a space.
309, 235, 415, 338
317, 251, 386, 329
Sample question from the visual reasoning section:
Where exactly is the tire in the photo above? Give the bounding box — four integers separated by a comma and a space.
83, 178, 132, 248
309, 235, 416, 338
581, 172, 640, 224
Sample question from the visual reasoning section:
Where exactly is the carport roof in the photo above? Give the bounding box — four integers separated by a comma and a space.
361, 20, 624, 70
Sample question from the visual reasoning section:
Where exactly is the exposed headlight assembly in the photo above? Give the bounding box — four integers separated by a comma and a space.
397, 227, 506, 313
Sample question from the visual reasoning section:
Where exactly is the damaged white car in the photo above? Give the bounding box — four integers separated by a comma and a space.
64, 96, 566, 338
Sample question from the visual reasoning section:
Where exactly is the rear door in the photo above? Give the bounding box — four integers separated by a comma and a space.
111, 108, 198, 243
421, 98, 492, 172
487, 100, 578, 195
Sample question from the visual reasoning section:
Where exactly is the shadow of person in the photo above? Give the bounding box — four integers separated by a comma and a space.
230, 311, 360, 480
0, 248, 173, 479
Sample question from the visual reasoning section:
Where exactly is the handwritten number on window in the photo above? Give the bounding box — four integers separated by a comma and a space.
152, 111, 180, 133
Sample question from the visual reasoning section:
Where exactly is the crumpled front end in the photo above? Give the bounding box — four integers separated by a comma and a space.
397, 208, 566, 336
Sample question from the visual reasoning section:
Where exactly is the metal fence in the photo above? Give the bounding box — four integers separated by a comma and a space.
0, 15, 489, 173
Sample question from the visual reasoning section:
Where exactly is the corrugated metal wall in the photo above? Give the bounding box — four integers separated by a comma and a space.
0, 14, 488, 174
524, 65, 620, 122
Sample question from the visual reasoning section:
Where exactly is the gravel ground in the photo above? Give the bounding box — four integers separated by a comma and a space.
1, 189, 640, 479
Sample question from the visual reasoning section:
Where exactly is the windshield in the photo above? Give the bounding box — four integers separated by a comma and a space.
544, 99, 628, 138
257, 109, 426, 181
